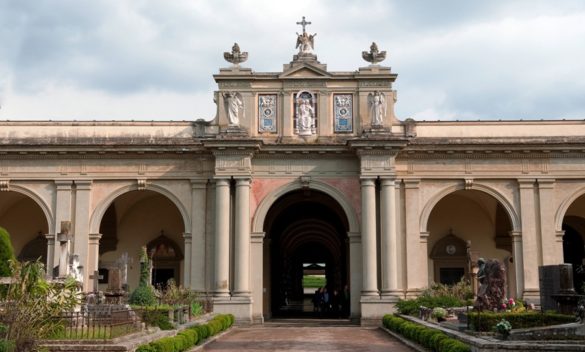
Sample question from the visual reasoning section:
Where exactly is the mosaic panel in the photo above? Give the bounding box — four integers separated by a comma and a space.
258, 94, 277, 133
334, 94, 353, 133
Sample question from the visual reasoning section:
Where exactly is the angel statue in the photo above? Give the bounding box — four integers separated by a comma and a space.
296, 32, 316, 54
474, 258, 507, 311
368, 91, 386, 126
223, 92, 244, 126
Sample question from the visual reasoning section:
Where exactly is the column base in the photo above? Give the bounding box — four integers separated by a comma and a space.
381, 290, 404, 299
523, 289, 541, 305
405, 288, 423, 299
361, 290, 379, 297
360, 296, 398, 326
213, 296, 253, 325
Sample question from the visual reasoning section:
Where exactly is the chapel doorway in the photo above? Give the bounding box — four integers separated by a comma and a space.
263, 189, 350, 319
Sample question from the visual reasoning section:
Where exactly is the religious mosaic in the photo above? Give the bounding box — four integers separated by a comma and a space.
334, 94, 353, 132
258, 94, 277, 133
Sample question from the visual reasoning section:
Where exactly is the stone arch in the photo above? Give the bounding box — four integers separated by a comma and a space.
420, 182, 520, 234
252, 179, 360, 234
4, 184, 54, 233
89, 183, 190, 234
555, 186, 585, 232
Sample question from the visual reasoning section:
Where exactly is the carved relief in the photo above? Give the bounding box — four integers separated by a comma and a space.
258, 95, 277, 133
334, 94, 353, 133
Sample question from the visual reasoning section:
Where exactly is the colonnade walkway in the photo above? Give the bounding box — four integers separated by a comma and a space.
200, 322, 415, 352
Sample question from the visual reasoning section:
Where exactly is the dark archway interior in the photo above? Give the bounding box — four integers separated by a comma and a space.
264, 189, 349, 318
562, 223, 585, 293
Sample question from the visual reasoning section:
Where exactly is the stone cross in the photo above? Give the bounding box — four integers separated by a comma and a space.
89, 270, 103, 293
296, 16, 311, 34
57, 221, 72, 278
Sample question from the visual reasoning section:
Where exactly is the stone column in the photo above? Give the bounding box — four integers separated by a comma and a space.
510, 231, 524, 299
73, 180, 92, 291
87, 233, 102, 290
190, 179, 208, 292
360, 178, 378, 296
45, 233, 55, 279
380, 178, 399, 297
233, 178, 251, 296
518, 179, 540, 302
182, 232, 192, 287
282, 91, 293, 137
214, 178, 231, 297
404, 179, 426, 296
537, 179, 563, 265
251, 232, 265, 323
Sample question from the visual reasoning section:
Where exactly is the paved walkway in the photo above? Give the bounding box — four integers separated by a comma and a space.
201, 326, 414, 352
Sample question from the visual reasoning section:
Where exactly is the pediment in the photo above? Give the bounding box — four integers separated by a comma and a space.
279, 64, 331, 79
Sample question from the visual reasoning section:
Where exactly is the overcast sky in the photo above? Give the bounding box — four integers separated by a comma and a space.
0, 0, 584, 121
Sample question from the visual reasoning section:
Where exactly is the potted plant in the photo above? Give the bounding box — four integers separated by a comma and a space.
495, 318, 512, 340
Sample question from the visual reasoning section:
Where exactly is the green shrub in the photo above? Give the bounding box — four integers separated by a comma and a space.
0, 227, 15, 278
136, 345, 156, 352
178, 329, 198, 347
0, 339, 15, 352
129, 285, 157, 306
142, 308, 174, 330
383, 314, 471, 352
151, 336, 176, 352
468, 311, 575, 331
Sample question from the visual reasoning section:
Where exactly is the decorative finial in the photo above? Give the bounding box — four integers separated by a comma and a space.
362, 42, 387, 65
223, 42, 248, 67
295, 17, 317, 55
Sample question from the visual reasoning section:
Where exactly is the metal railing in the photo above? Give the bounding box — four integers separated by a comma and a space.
51, 308, 142, 340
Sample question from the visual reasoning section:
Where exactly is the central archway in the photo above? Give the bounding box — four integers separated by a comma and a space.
263, 189, 350, 318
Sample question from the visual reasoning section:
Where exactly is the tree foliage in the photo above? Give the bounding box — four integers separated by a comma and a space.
1, 260, 81, 352
0, 227, 15, 278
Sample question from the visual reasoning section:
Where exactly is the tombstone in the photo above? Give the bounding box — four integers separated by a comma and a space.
116, 252, 132, 292
57, 221, 72, 278
105, 268, 126, 304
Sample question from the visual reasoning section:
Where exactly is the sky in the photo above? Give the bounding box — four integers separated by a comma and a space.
0, 0, 584, 121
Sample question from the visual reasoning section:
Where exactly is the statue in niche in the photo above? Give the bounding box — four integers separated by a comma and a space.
223, 92, 244, 126
474, 258, 506, 311
368, 91, 386, 126
296, 96, 315, 135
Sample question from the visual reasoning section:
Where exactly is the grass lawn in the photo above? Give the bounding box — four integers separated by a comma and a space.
303, 275, 326, 288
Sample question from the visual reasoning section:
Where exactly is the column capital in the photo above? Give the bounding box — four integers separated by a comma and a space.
88, 233, 102, 243
182, 232, 192, 240
235, 177, 252, 186
380, 178, 396, 187
420, 231, 430, 243
555, 230, 565, 242
251, 232, 265, 244
74, 180, 92, 190
403, 178, 420, 189
55, 180, 73, 190
190, 179, 208, 189
214, 177, 231, 185
517, 178, 536, 188
360, 177, 376, 186
45, 233, 55, 241
509, 230, 522, 240
537, 178, 555, 189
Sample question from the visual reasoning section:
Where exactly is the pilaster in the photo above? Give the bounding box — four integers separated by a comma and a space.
182, 232, 192, 287
403, 179, 426, 295
190, 179, 208, 292
53, 180, 73, 276
250, 232, 265, 324
87, 233, 102, 291
518, 179, 540, 302
73, 180, 92, 291
537, 179, 562, 265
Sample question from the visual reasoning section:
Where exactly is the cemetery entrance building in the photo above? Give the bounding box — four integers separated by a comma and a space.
0, 20, 584, 324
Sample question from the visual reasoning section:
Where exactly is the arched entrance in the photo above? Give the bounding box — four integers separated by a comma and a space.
426, 189, 516, 296
560, 193, 585, 293
0, 191, 50, 264
263, 189, 350, 318
97, 190, 185, 291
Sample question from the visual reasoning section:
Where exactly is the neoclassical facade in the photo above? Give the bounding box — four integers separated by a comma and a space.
1, 26, 584, 324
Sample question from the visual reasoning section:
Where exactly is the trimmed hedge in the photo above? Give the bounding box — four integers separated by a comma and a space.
135, 314, 235, 352
468, 311, 575, 332
395, 295, 465, 316
383, 314, 471, 352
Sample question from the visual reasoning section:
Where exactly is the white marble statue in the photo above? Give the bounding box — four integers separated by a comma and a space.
296, 32, 316, 54
69, 254, 83, 283
296, 98, 315, 135
368, 91, 386, 127
223, 92, 244, 126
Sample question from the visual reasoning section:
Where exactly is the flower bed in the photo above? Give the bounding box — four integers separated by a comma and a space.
468, 311, 575, 331
135, 314, 234, 352
382, 314, 471, 352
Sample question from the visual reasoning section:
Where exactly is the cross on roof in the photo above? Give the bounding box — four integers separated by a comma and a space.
296, 16, 311, 34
